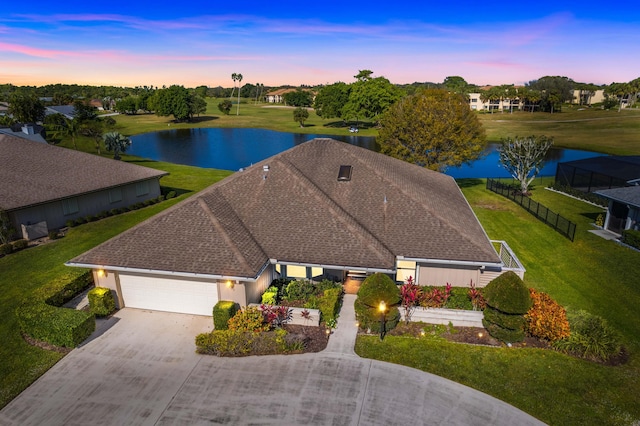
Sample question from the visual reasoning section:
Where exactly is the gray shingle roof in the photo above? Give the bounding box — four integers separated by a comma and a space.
595, 186, 640, 208
70, 138, 500, 278
0, 134, 168, 211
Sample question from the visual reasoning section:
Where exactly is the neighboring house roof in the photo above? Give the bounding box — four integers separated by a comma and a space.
0, 134, 168, 211
266, 88, 301, 96
558, 156, 640, 183
70, 138, 501, 279
0, 124, 47, 144
45, 105, 76, 119
595, 186, 640, 208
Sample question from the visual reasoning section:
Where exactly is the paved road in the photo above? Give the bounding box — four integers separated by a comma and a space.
0, 295, 545, 425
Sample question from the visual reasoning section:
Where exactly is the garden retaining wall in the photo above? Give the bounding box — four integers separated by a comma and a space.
401, 307, 483, 327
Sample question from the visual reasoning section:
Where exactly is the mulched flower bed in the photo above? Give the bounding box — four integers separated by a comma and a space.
386, 322, 550, 349
384, 322, 629, 366
283, 324, 330, 353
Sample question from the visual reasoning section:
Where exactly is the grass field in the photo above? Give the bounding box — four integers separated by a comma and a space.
357, 179, 640, 425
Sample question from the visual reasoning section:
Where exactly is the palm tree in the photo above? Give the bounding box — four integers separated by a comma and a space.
57, 118, 81, 149
103, 131, 131, 160
236, 73, 243, 115
230, 73, 238, 99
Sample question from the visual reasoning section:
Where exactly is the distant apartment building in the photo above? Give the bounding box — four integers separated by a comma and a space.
468, 88, 607, 111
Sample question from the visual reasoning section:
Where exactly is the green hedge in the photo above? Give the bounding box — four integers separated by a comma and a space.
43, 271, 93, 307
88, 287, 116, 317
318, 287, 343, 322
195, 328, 301, 356
16, 300, 95, 348
213, 300, 240, 330
15, 270, 95, 348
622, 229, 640, 250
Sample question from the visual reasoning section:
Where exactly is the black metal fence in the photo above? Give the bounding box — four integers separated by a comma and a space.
486, 179, 576, 241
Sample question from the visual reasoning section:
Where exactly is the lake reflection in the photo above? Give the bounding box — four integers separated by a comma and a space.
128, 128, 603, 179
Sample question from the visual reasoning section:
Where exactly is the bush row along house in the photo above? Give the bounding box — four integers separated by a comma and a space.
0, 135, 167, 240
68, 138, 524, 316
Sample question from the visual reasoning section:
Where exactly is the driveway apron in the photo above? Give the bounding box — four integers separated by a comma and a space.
0, 295, 545, 425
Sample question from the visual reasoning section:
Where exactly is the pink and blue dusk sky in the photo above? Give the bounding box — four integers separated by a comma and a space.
2, 1, 639, 88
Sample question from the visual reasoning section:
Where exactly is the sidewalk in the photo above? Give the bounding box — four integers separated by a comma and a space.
323, 293, 358, 356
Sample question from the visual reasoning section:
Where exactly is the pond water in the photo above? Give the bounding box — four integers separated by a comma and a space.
128, 128, 603, 179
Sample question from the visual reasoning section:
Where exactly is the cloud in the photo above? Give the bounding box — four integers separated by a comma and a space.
0, 42, 83, 59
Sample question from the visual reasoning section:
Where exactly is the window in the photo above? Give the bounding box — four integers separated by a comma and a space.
286, 265, 307, 278
62, 198, 79, 216
109, 188, 122, 203
135, 181, 150, 197
396, 260, 416, 283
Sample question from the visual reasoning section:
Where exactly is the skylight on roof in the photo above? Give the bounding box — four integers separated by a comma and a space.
338, 165, 352, 181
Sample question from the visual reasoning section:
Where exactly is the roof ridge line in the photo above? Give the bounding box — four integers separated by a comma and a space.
277, 156, 395, 263
197, 196, 263, 276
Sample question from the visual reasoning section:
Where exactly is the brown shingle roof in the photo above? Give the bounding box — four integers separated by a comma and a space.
0, 134, 168, 211
70, 138, 500, 278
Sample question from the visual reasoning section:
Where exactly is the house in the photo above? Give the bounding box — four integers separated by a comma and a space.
45, 105, 76, 119
571, 89, 605, 106
555, 156, 640, 193
0, 134, 168, 240
594, 186, 640, 235
263, 88, 314, 104
0, 123, 48, 144
67, 138, 523, 316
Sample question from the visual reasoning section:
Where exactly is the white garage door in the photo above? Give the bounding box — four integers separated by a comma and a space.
119, 274, 219, 316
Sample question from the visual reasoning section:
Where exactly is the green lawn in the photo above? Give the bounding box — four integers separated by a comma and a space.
356, 179, 640, 426
479, 107, 640, 154
0, 161, 231, 409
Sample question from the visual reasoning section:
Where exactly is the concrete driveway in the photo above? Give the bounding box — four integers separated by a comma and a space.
0, 298, 545, 425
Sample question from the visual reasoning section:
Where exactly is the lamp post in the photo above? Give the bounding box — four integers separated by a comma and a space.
378, 301, 387, 341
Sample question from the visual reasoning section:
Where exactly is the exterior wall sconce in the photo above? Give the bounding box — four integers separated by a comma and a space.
97, 269, 108, 278
226, 280, 234, 289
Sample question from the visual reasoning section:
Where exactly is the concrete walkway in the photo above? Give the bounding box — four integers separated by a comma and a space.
0, 295, 545, 425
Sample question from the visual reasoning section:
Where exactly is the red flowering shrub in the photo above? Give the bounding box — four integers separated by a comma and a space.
525, 288, 570, 342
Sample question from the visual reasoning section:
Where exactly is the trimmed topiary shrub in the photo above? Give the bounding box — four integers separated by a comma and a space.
355, 273, 401, 333
356, 273, 401, 307
166, 191, 177, 199
482, 271, 532, 343
88, 287, 116, 317
213, 300, 240, 330
525, 289, 570, 342
483, 272, 532, 314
